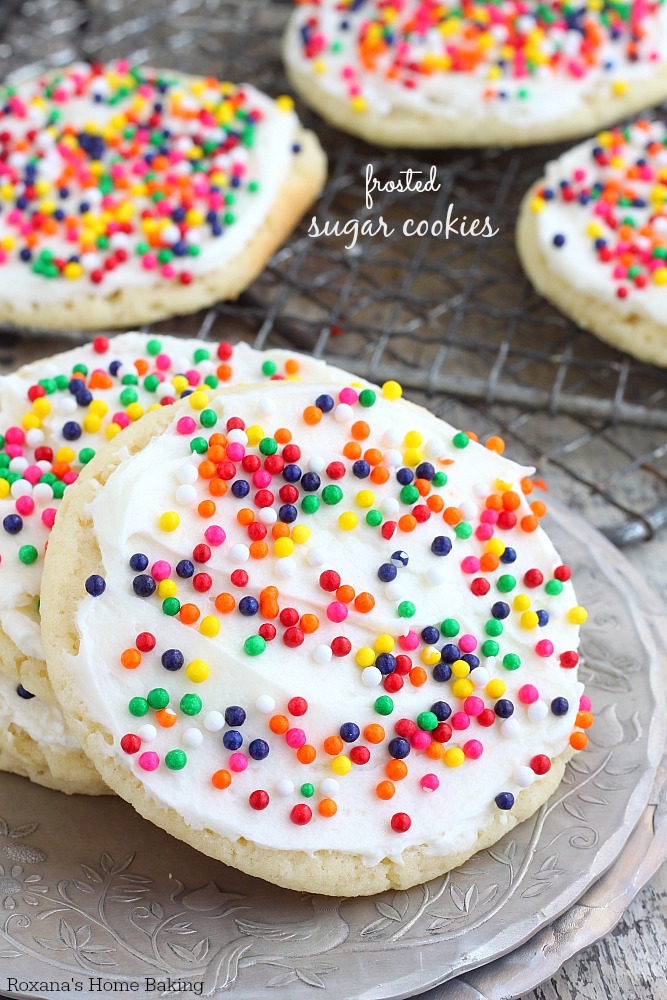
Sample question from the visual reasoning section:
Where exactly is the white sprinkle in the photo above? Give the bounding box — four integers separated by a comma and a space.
177, 464, 198, 485
515, 765, 535, 787
425, 436, 445, 458
276, 778, 294, 797
471, 667, 490, 687
175, 484, 197, 506
501, 718, 521, 739
25, 428, 44, 448
276, 557, 296, 579
137, 725, 157, 743
11, 480, 32, 498
9, 457, 28, 474
308, 456, 326, 473
384, 581, 405, 602
381, 497, 400, 518
307, 547, 327, 567
32, 483, 54, 505
383, 449, 402, 468
320, 778, 340, 797
334, 403, 353, 423
383, 428, 402, 448
204, 711, 225, 732
258, 507, 278, 525
183, 728, 204, 748
459, 500, 477, 520
256, 694, 275, 714
528, 701, 549, 722
57, 397, 77, 415
361, 666, 383, 687
473, 482, 490, 499
226, 429, 248, 445
313, 644, 333, 665
229, 543, 250, 563
426, 565, 448, 586
257, 398, 275, 417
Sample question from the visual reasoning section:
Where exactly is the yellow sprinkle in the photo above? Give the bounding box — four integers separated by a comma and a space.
55, 448, 75, 464
403, 447, 423, 466
356, 647, 376, 668
274, 537, 294, 558
611, 79, 628, 96
567, 606, 588, 625
404, 430, 423, 448
486, 538, 505, 556
89, 400, 109, 417
521, 610, 539, 630
32, 398, 50, 418
188, 390, 208, 411
421, 646, 441, 666
276, 95, 295, 112
382, 380, 403, 400
157, 579, 177, 599
200, 616, 220, 638
486, 679, 506, 699
126, 402, 144, 421
105, 423, 122, 441
159, 511, 180, 532
245, 425, 264, 447
0, 480, 10, 498
186, 659, 209, 683
444, 747, 465, 768
451, 659, 470, 678
83, 414, 102, 434
350, 96, 367, 113
331, 755, 351, 776
451, 678, 474, 699
375, 634, 394, 654
291, 524, 310, 544
338, 512, 358, 531
513, 594, 531, 612
356, 489, 375, 508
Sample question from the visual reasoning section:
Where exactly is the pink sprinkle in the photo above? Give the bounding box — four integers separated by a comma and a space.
151, 560, 172, 581
463, 739, 484, 760
155, 353, 171, 371
579, 694, 592, 711
5, 444, 22, 459
204, 525, 226, 546
229, 752, 248, 772
475, 523, 494, 541
420, 773, 440, 792
138, 751, 160, 772
226, 443, 245, 462
113, 413, 130, 429
63, 471, 78, 485
41, 508, 56, 529
186, 369, 202, 386
15, 496, 34, 516
461, 556, 480, 574
142, 254, 157, 270
339, 387, 358, 405
176, 416, 196, 435
451, 712, 470, 731
398, 631, 420, 651
480, 509, 498, 524
518, 684, 539, 704
458, 633, 477, 653
411, 730, 430, 751
326, 601, 348, 624
535, 639, 554, 658
23, 465, 43, 485
252, 470, 272, 488
5, 427, 24, 445
285, 728, 306, 749
463, 696, 484, 717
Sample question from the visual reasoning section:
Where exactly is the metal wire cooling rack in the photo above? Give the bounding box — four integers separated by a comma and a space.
2, 0, 667, 547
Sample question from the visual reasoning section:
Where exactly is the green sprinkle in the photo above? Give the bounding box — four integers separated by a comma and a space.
432, 471, 448, 487
244, 635, 266, 657
497, 574, 517, 593
162, 597, 180, 616
79, 447, 96, 465
129, 697, 149, 717
485, 619, 503, 637
503, 653, 521, 671
374, 695, 394, 716
301, 495, 320, 514
259, 437, 277, 455
300, 782, 315, 798
417, 711, 438, 731
200, 409, 217, 429
165, 749, 187, 770
52, 482, 66, 499
18, 545, 38, 565
147, 339, 162, 356
190, 436, 208, 454
454, 521, 472, 539
365, 509, 382, 526
481, 640, 500, 657
147, 688, 169, 710
358, 388, 376, 407
179, 693, 202, 716
545, 579, 563, 596
441, 617, 460, 637
193, 348, 210, 363
397, 600, 416, 618
261, 359, 277, 377
120, 387, 138, 406
322, 485, 343, 505
400, 484, 419, 505
121, 373, 139, 386
452, 432, 469, 449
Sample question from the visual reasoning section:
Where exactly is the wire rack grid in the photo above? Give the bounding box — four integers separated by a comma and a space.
2, 0, 667, 546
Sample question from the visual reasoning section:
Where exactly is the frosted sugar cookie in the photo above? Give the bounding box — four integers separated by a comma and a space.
0, 333, 357, 794
284, 1, 667, 147
42, 379, 591, 894
0, 62, 326, 328
518, 118, 667, 365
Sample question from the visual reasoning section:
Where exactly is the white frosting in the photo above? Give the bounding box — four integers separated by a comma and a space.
0, 673, 79, 750
534, 119, 667, 325
67, 381, 583, 863
285, 1, 667, 125
0, 64, 300, 306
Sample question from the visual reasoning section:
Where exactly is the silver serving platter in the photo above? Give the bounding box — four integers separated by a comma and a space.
0, 504, 664, 1000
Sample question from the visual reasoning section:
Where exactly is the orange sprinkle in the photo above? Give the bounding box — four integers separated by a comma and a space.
386, 759, 408, 781
272, 521, 290, 539
410, 666, 427, 687
427, 495, 444, 513
215, 593, 235, 614
531, 500, 547, 518
209, 433, 227, 447
300, 613, 320, 634
285, 358, 299, 374
217, 364, 232, 381
398, 514, 417, 532
370, 466, 390, 485
466, 430, 479, 442
486, 435, 505, 454
502, 491, 521, 511
375, 780, 395, 800
443, 506, 462, 525
207, 444, 225, 463
521, 515, 539, 533
198, 460, 216, 480
237, 508, 255, 526
520, 477, 534, 495
120, 648, 141, 669
259, 586, 280, 619
274, 427, 292, 444
135, 359, 149, 376
179, 603, 200, 625
211, 769, 231, 789
324, 735, 344, 755
156, 708, 177, 728
303, 405, 322, 425
570, 732, 588, 750
336, 584, 355, 604
364, 723, 385, 744
479, 553, 499, 573
363, 448, 383, 466
297, 744, 317, 764
486, 494, 503, 511
198, 499, 216, 518
351, 420, 370, 440
318, 797, 338, 817
208, 478, 227, 497
269, 715, 289, 735
354, 592, 375, 613
249, 540, 268, 559
343, 441, 362, 460
414, 478, 431, 496
575, 711, 594, 729
426, 741, 445, 760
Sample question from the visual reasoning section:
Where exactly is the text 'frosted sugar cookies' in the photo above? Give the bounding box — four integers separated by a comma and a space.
42, 379, 591, 895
